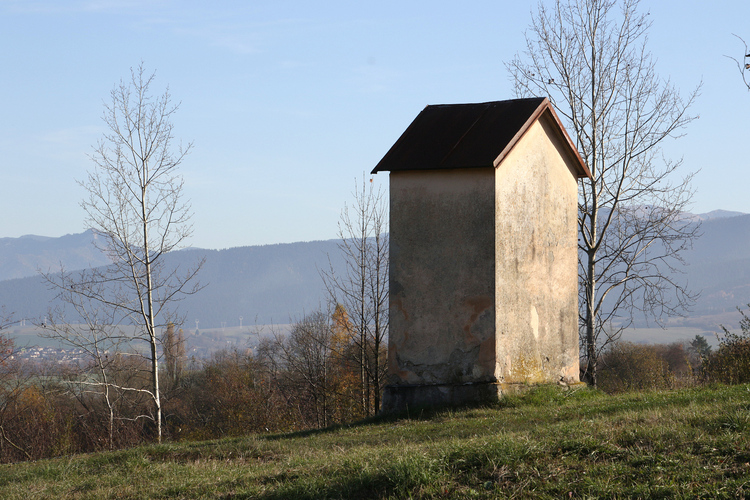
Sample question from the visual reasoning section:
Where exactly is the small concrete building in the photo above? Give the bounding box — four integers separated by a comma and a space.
372, 98, 591, 412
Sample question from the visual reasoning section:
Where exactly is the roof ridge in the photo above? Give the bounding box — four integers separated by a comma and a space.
491, 98, 549, 168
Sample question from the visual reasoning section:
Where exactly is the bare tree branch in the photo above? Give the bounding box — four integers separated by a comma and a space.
726, 34, 750, 91
0, 425, 31, 461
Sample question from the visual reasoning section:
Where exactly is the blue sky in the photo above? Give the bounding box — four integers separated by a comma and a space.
1, 0, 748, 249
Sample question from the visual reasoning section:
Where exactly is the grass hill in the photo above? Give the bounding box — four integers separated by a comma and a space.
2, 384, 750, 499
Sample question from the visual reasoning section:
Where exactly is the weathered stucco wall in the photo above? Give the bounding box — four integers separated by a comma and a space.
387, 168, 496, 392
383, 111, 582, 412
494, 115, 580, 386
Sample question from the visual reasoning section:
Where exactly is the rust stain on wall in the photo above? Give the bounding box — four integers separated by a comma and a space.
463, 295, 493, 344
388, 345, 412, 382
393, 297, 409, 323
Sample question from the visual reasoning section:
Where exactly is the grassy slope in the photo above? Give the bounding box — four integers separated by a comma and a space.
2, 385, 750, 499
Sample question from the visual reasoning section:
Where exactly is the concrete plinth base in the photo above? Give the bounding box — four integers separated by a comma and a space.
381, 381, 587, 414
381, 382, 503, 414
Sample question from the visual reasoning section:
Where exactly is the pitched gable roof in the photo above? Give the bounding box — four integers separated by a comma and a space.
371, 97, 591, 179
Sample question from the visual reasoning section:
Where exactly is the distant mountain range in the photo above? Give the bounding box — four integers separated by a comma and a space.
678, 212, 750, 317
0, 231, 346, 328
0, 231, 111, 281
1, 210, 750, 332
690, 209, 747, 221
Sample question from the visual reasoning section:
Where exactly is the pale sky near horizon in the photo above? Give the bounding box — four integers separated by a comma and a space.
2, 0, 749, 250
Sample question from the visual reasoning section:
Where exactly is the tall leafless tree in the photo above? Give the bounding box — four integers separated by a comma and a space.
508, 0, 701, 386
263, 311, 335, 427
42, 64, 202, 442
321, 175, 388, 415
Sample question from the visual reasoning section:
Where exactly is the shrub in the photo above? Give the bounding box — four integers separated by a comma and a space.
171, 348, 294, 440
598, 342, 674, 393
703, 306, 750, 384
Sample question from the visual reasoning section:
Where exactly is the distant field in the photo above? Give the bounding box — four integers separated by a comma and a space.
6, 323, 290, 357
620, 326, 720, 346
619, 309, 748, 347
5, 322, 727, 355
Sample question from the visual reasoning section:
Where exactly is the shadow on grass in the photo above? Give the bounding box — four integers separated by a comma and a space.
256, 402, 481, 443
258, 384, 599, 443
246, 429, 535, 500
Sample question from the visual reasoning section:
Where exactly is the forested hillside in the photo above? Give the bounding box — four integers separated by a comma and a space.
0, 237, 346, 328
0, 231, 110, 281
3, 211, 750, 331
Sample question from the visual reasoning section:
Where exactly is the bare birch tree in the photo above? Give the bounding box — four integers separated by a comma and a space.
508, 0, 700, 386
321, 176, 388, 415
42, 64, 202, 442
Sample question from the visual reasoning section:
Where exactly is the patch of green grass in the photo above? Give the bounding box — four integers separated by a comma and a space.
2, 384, 750, 498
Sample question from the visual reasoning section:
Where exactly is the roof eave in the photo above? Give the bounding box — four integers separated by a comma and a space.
371, 104, 430, 175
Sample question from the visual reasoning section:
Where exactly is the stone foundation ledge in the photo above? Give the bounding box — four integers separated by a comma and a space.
381, 380, 586, 414
381, 381, 501, 414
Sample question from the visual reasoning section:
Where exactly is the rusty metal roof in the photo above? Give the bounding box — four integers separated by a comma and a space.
371, 97, 590, 179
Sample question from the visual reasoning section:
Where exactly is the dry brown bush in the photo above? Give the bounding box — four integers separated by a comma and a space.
598, 342, 676, 393
169, 348, 292, 440
703, 308, 750, 385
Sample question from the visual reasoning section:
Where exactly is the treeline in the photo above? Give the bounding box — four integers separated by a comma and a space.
0, 307, 385, 463
5, 307, 750, 463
